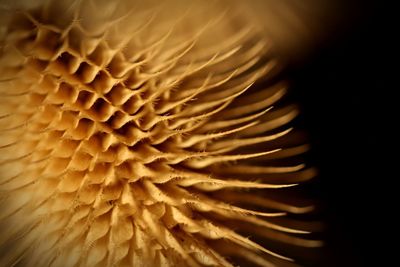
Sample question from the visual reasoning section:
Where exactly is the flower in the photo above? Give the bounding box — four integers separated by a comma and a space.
0, 1, 319, 266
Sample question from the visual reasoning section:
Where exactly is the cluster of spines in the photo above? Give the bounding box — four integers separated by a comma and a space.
0, 1, 320, 266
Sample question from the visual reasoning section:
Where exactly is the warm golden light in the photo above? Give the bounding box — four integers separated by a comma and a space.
0, 1, 320, 266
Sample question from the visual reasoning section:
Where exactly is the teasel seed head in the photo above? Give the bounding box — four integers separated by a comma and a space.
0, 0, 320, 266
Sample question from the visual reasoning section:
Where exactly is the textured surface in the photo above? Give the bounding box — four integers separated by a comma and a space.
0, 0, 319, 266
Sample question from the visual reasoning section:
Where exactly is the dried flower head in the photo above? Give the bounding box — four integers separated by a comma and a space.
0, 0, 320, 266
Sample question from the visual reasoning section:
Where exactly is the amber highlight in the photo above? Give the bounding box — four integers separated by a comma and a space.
0, 1, 319, 266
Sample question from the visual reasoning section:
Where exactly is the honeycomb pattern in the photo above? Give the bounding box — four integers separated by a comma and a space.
0, 1, 320, 266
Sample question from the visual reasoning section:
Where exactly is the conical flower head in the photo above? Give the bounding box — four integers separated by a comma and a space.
0, 1, 319, 266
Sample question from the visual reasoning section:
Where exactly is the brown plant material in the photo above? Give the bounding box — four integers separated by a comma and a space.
0, 0, 320, 266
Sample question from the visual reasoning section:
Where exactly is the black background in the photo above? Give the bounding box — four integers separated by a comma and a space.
285, 1, 393, 266
0, 1, 393, 266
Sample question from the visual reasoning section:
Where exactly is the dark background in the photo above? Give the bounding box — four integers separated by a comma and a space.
285, 1, 393, 266
0, 1, 392, 266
